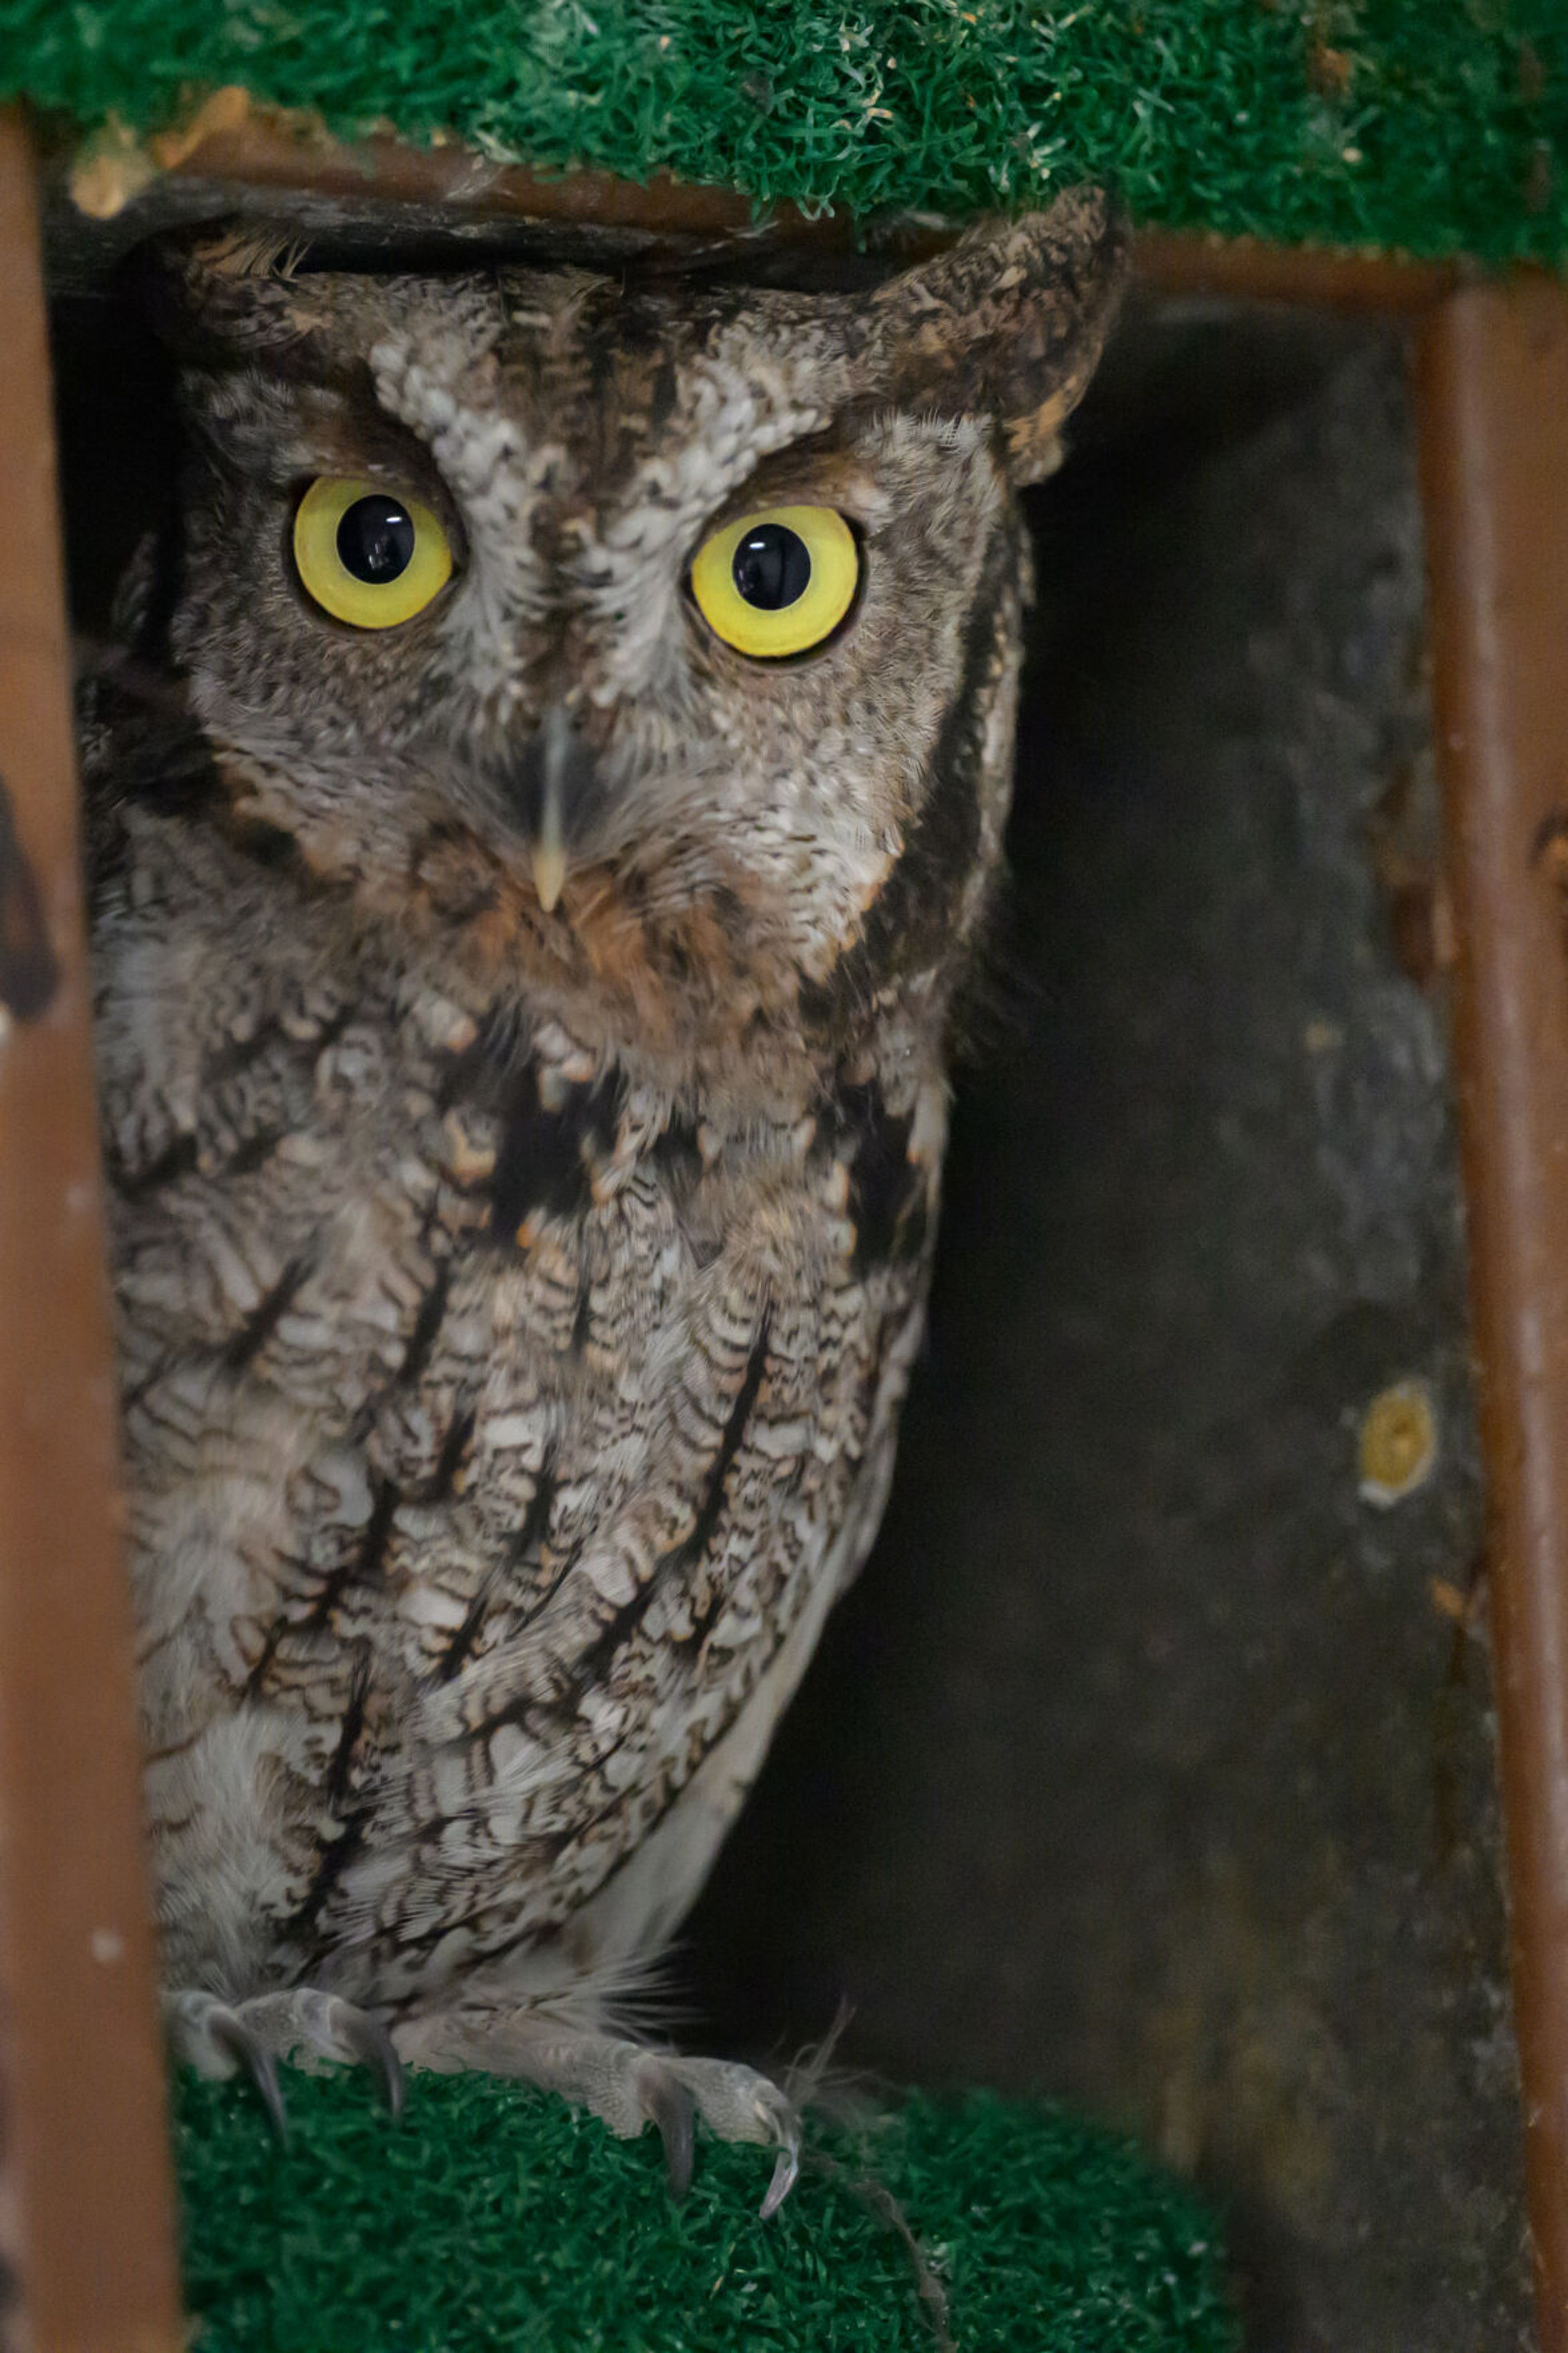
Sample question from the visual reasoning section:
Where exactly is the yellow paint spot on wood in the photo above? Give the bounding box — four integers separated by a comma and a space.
1359, 1380, 1438, 1508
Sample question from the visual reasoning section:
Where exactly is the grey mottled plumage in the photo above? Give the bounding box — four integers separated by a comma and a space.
84, 193, 1124, 2190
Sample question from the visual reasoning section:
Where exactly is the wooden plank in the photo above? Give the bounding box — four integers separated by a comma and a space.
48, 114, 1461, 313
148, 121, 1465, 311
1418, 280, 1568, 2353
1133, 227, 1455, 312
0, 110, 182, 2353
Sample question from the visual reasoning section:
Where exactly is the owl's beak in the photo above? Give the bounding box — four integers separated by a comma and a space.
505, 705, 597, 914
532, 765, 567, 916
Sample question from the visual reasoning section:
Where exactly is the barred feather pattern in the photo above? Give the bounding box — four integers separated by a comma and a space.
95, 787, 953, 2007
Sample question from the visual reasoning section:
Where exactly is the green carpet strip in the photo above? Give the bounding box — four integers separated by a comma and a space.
176, 2068, 1239, 2351
1, 0, 1564, 263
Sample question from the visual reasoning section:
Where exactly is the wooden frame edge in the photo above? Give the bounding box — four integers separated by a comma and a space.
0, 108, 183, 2353
1417, 281, 1568, 2353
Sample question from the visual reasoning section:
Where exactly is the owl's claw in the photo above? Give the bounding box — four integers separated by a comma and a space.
636, 2058, 696, 2199
196, 2002, 290, 2141
664, 2053, 801, 2217
330, 1999, 405, 2119
395, 2012, 803, 2213
761, 2133, 801, 2221
165, 1986, 403, 2127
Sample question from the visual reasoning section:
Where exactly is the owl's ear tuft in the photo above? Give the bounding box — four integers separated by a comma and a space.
142, 228, 327, 363
864, 189, 1128, 484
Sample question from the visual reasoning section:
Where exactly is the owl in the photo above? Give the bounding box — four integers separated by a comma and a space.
83, 190, 1125, 2209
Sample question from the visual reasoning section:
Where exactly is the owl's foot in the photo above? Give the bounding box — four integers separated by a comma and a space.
166, 1989, 797, 2214
165, 1987, 404, 2134
394, 2010, 801, 2217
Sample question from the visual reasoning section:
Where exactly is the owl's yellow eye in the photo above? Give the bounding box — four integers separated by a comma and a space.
292, 476, 453, 630
690, 506, 858, 659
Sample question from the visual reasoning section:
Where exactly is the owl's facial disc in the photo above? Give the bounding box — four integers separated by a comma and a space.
161, 194, 1126, 1045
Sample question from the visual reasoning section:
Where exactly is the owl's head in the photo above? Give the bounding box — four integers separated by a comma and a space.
153, 193, 1124, 1073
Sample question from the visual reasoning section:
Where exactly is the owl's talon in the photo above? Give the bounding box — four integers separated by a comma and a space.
166, 1986, 406, 2132
205, 2006, 290, 2142
637, 2059, 696, 2199
330, 1999, 405, 2120
394, 2012, 802, 2212
760, 2134, 800, 2221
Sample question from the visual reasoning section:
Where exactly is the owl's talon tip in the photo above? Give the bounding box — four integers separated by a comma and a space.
378, 2043, 407, 2122
336, 2002, 405, 2120
208, 2008, 290, 2143
760, 2137, 800, 2220
639, 2062, 697, 2199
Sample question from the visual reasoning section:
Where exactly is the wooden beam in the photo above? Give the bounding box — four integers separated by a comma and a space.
1133, 227, 1456, 313
1418, 280, 1568, 2353
0, 110, 182, 2353
47, 114, 1464, 314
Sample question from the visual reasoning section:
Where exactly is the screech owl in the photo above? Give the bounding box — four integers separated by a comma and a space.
82, 190, 1125, 2205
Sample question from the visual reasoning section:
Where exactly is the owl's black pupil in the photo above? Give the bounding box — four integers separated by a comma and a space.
732, 524, 811, 611
336, 495, 416, 585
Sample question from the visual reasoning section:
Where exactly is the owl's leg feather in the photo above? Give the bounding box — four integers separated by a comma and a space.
394, 2011, 800, 2215
164, 1988, 404, 2129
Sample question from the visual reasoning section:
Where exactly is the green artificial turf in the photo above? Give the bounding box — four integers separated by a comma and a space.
174, 2066, 1239, 2352
0, 0, 1565, 265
